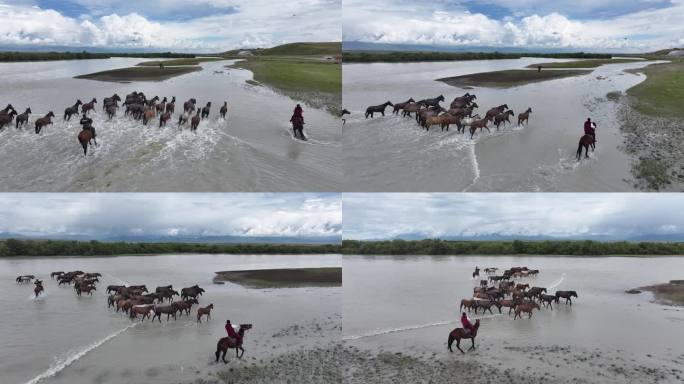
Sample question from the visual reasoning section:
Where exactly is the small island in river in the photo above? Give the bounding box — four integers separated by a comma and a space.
214, 267, 342, 288
438, 69, 590, 89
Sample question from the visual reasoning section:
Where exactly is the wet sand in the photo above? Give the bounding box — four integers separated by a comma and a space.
631, 280, 684, 306
438, 69, 590, 88
75, 66, 202, 81
214, 267, 342, 288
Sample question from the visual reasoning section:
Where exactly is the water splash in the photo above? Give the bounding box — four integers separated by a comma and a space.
23, 323, 137, 384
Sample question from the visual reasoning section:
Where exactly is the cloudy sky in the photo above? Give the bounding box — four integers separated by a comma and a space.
0, 193, 341, 239
343, 0, 684, 52
343, 193, 684, 240
0, 0, 340, 51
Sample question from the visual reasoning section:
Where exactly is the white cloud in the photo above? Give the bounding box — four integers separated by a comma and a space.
343, 0, 684, 51
0, 1, 341, 50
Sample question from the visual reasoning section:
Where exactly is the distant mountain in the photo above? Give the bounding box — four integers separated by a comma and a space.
225, 42, 341, 56
0, 233, 340, 245
343, 41, 623, 54
380, 232, 684, 242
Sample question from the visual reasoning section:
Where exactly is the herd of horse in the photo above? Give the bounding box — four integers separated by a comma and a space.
18, 271, 250, 362
364, 93, 532, 139
0, 92, 229, 156
447, 266, 578, 354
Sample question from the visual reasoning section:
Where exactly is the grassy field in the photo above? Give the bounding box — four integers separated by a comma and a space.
258, 42, 340, 56
214, 267, 342, 288
74, 66, 201, 82
438, 69, 589, 88
231, 57, 341, 113
343, 51, 611, 63
626, 59, 684, 118
526, 58, 642, 69
136, 57, 225, 66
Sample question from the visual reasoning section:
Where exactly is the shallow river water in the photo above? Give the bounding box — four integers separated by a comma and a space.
0, 58, 341, 192
0, 254, 341, 384
343, 58, 659, 192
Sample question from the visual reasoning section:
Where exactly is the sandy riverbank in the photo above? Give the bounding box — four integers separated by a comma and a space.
438, 69, 590, 88
75, 66, 201, 82
214, 268, 342, 288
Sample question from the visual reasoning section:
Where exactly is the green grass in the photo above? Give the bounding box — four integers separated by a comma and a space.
231, 56, 341, 113
258, 42, 340, 56
74, 66, 201, 82
136, 57, 224, 66
626, 59, 684, 118
526, 58, 641, 69
438, 69, 590, 89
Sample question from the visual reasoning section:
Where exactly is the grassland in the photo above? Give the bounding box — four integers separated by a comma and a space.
75, 66, 201, 82
626, 59, 684, 118
343, 51, 611, 63
526, 58, 642, 69
231, 57, 341, 113
438, 69, 589, 89
214, 267, 342, 288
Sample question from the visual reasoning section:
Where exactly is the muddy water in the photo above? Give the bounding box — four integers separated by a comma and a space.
343, 255, 684, 381
343, 58, 660, 192
0, 254, 340, 384
0, 58, 341, 192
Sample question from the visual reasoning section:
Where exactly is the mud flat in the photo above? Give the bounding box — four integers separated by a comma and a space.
629, 280, 684, 306
341, 343, 683, 384
75, 66, 201, 81
438, 69, 590, 88
527, 58, 641, 69
213, 267, 342, 288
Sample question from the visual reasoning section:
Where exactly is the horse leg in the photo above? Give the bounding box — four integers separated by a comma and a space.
456, 339, 465, 354
469, 338, 475, 351
222, 349, 228, 364
238, 347, 244, 359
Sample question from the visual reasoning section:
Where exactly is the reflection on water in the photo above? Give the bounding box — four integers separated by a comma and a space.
0, 59, 341, 192
343, 255, 684, 355
343, 58, 659, 192
0, 254, 340, 384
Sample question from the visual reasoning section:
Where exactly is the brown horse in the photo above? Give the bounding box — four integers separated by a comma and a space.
0, 110, 17, 130
447, 319, 480, 353
81, 98, 97, 115
76, 285, 96, 296
220, 101, 228, 119
473, 300, 496, 314
497, 299, 519, 315
155, 97, 168, 114
291, 115, 306, 140
215, 324, 252, 363
392, 98, 415, 115
106, 104, 117, 120
78, 128, 96, 157
159, 112, 172, 127
469, 118, 490, 139
190, 109, 201, 132
459, 299, 474, 312
576, 135, 596, 160
555, 290, 578, 305
15, 108, 31, 128
494, 110, 515, 130
130, 304, 155, 321
34, 284, 44, 298
142, 107, 156, 126
513, 302, 539, 319
485, 104, 508, 121
540, 294, 556, 309
166, 96, 176, 114
201, 102, 211, 119
401, 103, 422, 118
152, 304, 178, 322
197, 303, 214, 323
518, 108, 532, 126
35, 111, 55, 134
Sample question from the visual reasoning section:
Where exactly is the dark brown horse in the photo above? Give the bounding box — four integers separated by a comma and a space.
540, 294, 556, 309
34, 284, 44, 298
420, 95, 445, 107
576, 135, 596, 160
0, 110, 17, 130
155, 97, 168, 114
513, 302, 539, 319
180, 285, 205, 300
78, 128, 96, 157
201, 102, 211, 119
130, 304, 155, 321
447, 319, 480, 353
365, 101, 393, 118
485, 104, 508, 121
35, 111, 55, 134
392, 98, 415, 114
469, 118, 490, 139
215, 324, 252, 363
459, 299, 475, 312
555, 290, 578, 305
64, 100, 82, 121
106, 104, 117, 120
166, 96, 176, 114
81, 98, 97, 115
183, 98, 197, 113
190, 109, 201, 132
159, 112, 172, 127
15, 108, 31, 128
16, 275, 35, 284
220, 101, 228, 119
152, 304, 178, 322
494, 110, 515, 130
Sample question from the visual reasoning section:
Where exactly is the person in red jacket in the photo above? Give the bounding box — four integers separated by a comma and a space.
225, 320, 242, 345
290, 104, 306, 139
461, 312, 475, 335
584, 118, 596, 142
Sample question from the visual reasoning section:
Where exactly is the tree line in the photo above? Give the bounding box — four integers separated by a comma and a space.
343, 51, 612, 63
0, 239, 340, 257
342, 239, 684, 256
0, 51, 197, 62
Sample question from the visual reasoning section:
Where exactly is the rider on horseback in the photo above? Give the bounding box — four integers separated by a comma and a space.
584, 118, 596, 143
80, 113, 96, 138
225, 320, 242, 346
290, 104, 306, 139
461, 312, 475, 336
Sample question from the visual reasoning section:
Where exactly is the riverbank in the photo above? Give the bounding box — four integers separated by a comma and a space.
527, 58, 641, 69
213, 267, 342, 288
630, 280, 684, 306
438, 69, 589, 88
137, 57, 225, 66
626, 59, 684, 118
340, 343, 682, 383
229, 57, 341, 114
343, 51, 610, 63
74, 66, 201, 81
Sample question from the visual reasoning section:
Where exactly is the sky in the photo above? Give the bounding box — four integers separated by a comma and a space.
0, 0, 340, 51
343, 0, 684, 52
0, 193, 341, 239
343, 193, 684, 240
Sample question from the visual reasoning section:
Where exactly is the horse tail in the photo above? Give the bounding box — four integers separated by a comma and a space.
576, 139, 583, 160
447, 333, 454, 351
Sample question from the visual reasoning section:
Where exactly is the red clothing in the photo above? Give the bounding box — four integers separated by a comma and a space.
461, 315, 474, 333
584, 121, 595, 135
226, 324, 242, 344
293, 106, 303, 118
